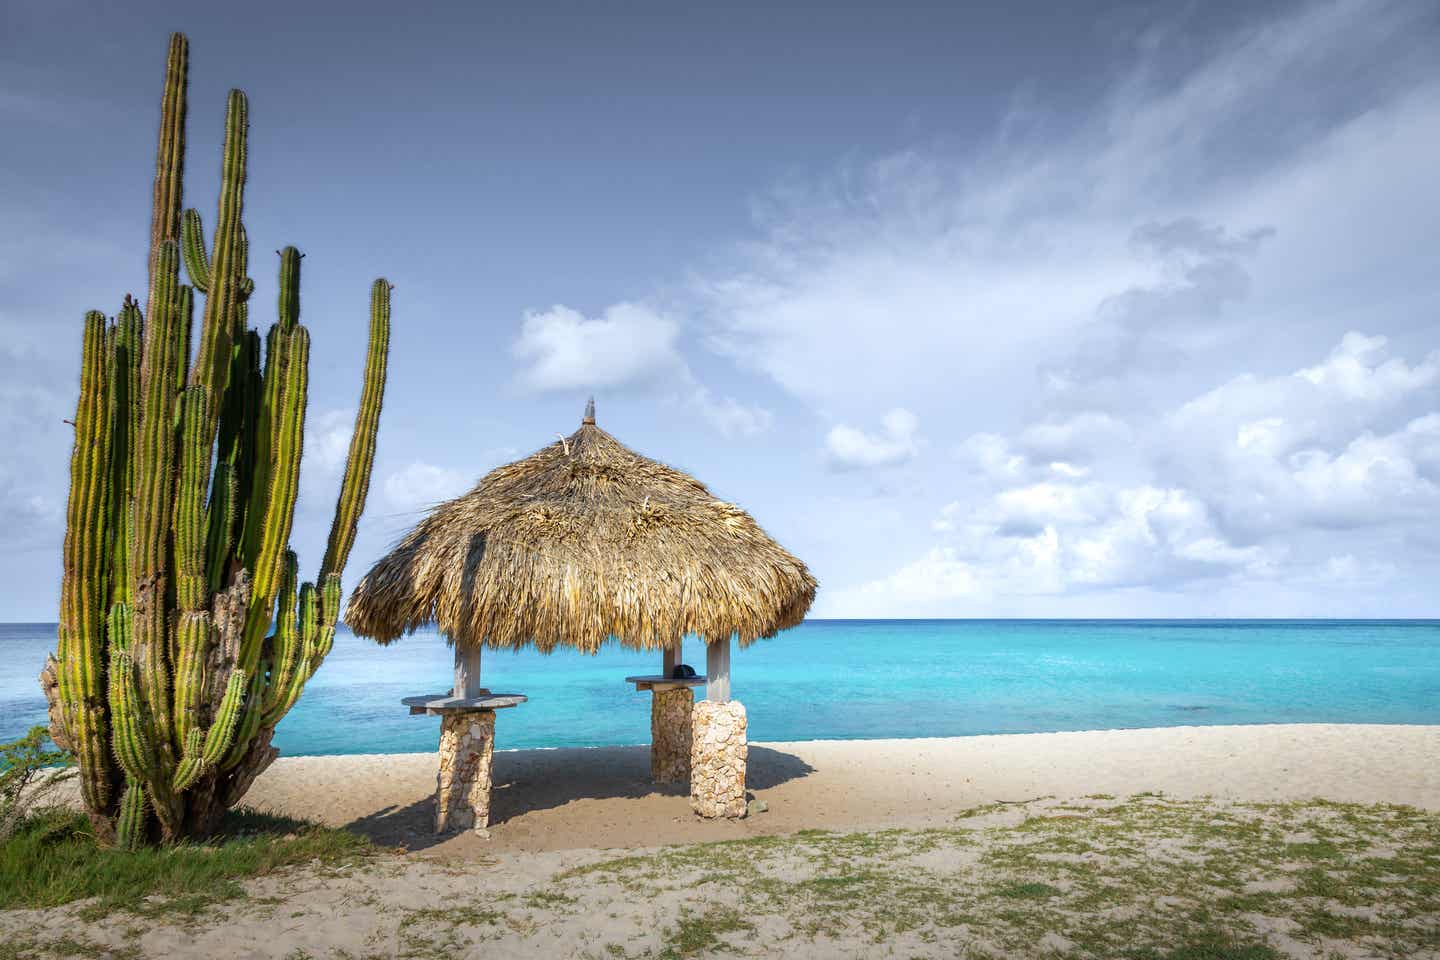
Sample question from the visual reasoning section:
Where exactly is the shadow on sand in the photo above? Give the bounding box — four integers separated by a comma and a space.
343, 743, 815, 852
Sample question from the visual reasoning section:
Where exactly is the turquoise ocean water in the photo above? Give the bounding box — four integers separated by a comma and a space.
2, 620, 1437, 756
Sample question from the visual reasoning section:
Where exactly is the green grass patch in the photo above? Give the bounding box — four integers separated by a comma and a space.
0, 806, 374, 917
659, 905, 754, 958
522, 889, 578, 909
7, 795, 1437, 958
1124, 930, 1283, 959
994, 880, 1062, 900
567, 796, 1439, 957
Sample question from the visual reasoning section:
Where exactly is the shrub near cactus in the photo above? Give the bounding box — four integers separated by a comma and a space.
39, 32, 391, 846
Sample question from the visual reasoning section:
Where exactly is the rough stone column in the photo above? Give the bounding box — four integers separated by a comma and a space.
436, 710, 495, 833
651, 686, 694, 783
690, 699, 747, 818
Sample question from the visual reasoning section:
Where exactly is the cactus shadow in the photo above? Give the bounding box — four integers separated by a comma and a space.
339, 743, 815, 851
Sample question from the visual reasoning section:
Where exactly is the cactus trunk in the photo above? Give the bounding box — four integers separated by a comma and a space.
44, 32, 391, 844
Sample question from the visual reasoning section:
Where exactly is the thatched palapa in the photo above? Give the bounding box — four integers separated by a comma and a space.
344, 401, 817, 653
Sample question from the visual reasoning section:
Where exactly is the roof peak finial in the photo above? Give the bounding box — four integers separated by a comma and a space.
583, 396, 596, 425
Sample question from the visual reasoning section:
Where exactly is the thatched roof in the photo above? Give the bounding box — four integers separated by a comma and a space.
344, 401, 817, 653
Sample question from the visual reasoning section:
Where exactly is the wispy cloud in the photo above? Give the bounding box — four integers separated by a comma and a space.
825, 409, 921, 470
511, 301, 772, 437
692, 0, 1440, 614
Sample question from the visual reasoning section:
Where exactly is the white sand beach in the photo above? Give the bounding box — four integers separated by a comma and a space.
241, 723, 1440, 855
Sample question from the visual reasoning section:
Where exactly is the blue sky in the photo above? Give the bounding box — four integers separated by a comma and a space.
3, 0, 1439, 620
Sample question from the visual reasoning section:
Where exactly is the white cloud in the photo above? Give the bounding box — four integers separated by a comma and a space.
1165, 333, 1440, 539
825, 408, 921, 470
306, 408, 357, 475
513, 303, 681, 393
512, 301, 772, 437
383, 461, 472, 515
1017, 413, 1133, 464
958, 433, 1029, 483
1296, 332, 1439, 401
689, 384, 773, 437
831, 331, 1440, 614
690, 1, 1438, 430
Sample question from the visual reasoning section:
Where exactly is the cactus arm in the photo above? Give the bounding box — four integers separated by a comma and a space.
223, 662, 270, 769
145, 33, 186, 311
116, 780, 149, 850
172, 728, 205, 792
108, 300, 142, 610
189, 89, 248, 420
236, 223, 255, 305
202, 668, 249, 765
261, 580, 318, 729
238, 249, 300, 573
240, 325, 285, 569
176, 284, 194, 386
207, 329, 259, 595
315, 574, 340, 664
107, 608, 152, 783
260, 327, 308, 603
259, 553, 300, 718
235, 330, 263, 495
181, 209, 211, 293
215, 328, 251, 481
239, 323, 309, 673
172, 611, 211, 749
130, 242, 186, 761
204, 461, 237, 595
261, 572, 311, 726
173, 389, 210, 613
320, 279, 391, 583
276, 247, 300, 332
58, 310, 116, 814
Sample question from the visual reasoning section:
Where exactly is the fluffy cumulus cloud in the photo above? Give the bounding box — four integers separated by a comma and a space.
511, 302, 771, 437
1166, 334, 1440, 539
513, 303, 681, 393
831, 332, 1440, 615
825, 409, 921, 470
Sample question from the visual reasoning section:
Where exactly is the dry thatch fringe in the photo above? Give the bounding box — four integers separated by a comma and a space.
344, 416, 817, 653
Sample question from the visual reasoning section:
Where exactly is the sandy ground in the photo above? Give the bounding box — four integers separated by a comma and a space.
240, 722, 1440, 855
8, 724, 1439, 959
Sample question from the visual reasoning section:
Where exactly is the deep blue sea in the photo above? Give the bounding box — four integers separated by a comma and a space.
3, 620, 1437, 756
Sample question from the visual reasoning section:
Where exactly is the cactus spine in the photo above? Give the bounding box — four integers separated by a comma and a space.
44, 32, 391, 844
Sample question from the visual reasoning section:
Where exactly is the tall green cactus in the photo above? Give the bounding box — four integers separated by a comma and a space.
42, 32, 392, 844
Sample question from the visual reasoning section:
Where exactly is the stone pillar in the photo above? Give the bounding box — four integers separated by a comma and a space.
690, 699, 747, 818
436, 710, 495, 834
651, 686, 694, 783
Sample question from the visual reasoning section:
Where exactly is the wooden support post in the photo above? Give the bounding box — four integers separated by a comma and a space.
663, 644, 680, 679
454, 643, 482, 699
705, 637, 731, 703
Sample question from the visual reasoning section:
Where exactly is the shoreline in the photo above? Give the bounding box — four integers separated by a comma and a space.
270, 717, 1440, 760
236, 722, 1440, 856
